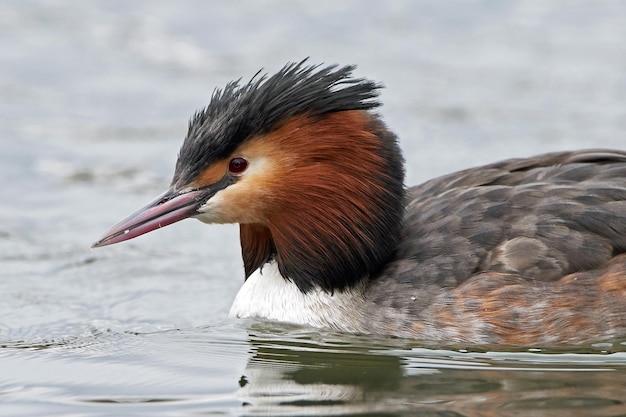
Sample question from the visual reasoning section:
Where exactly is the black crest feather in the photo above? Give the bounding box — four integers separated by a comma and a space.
172, 59, 383, 186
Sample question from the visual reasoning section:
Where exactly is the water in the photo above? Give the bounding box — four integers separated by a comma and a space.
3, 328, 626, 417
2, 1, 626, 415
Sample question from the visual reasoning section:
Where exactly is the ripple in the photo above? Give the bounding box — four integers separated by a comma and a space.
36, 158, 164, 190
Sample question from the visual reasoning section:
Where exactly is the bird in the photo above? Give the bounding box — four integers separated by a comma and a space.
93, 60, 626, 345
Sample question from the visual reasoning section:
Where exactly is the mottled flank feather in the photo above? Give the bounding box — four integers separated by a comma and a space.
362, 150, 626, 344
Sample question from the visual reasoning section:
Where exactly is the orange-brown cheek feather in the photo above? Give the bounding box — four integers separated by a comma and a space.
187, 110, 404, 291
256, 111, 403, 291
273, 129, 389, 252
193, 160, 229, 187
219, 141, 291, 224
190, 140, 284, 224
209, 182, 272, 224
240, 224, 275, 277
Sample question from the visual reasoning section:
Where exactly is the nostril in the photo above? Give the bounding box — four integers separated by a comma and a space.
157, 195, 173, 205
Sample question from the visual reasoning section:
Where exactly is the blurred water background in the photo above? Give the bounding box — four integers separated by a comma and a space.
2, 1, 626, 416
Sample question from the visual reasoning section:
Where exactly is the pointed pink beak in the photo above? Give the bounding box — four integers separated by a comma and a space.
91, 188, 210, 248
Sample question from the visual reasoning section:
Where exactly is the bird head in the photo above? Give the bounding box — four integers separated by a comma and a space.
93, 60, 405, 292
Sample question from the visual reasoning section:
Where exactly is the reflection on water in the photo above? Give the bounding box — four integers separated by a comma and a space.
239, 325, 626, 416
2, 321, 626, 416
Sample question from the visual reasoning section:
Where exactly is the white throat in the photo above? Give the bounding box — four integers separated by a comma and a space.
228, 261, 366, 332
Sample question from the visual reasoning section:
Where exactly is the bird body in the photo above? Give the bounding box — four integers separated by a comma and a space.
94, 61, 626, 345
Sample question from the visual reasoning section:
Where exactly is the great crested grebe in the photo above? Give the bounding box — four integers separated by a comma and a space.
93, 61, 626, 345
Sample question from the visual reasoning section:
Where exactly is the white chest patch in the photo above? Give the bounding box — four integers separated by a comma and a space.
228, 261, 366, 332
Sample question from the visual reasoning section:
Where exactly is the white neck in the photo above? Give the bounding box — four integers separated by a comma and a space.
228, 261, 366, 332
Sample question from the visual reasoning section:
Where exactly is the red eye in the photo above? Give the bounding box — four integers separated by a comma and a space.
228, 157, 248, 174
